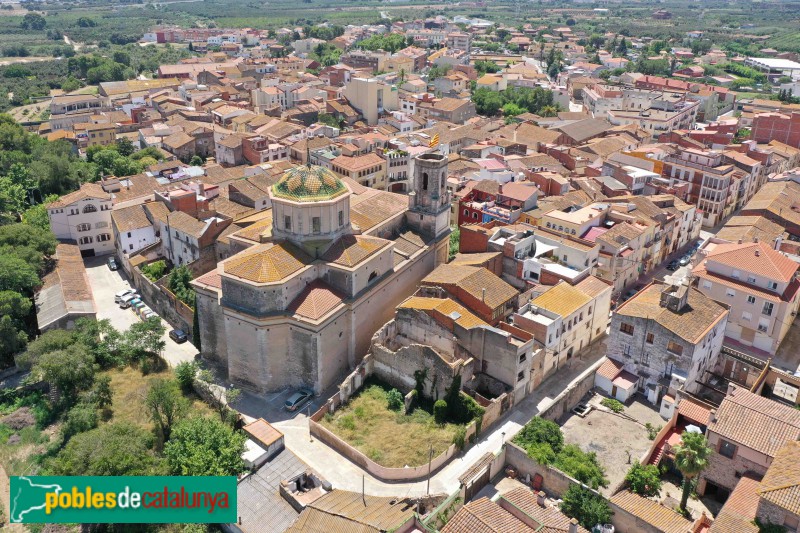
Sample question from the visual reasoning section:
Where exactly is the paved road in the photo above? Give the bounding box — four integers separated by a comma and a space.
267, 340, 607, 497
83, 257, 197, 367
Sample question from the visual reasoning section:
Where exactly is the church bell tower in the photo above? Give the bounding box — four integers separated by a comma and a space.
408, 153, 451, 262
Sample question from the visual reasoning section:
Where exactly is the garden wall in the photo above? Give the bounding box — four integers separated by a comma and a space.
505, 441, 580, 497
308, 419, 458, 482
131, 262, 193, 339
537, 357, 604, 422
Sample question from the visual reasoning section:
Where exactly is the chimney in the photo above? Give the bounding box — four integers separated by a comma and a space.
537, 491, 546, 507
755, 249, 760, 257
482, 288, 486, 302
569, 518, 579, 533
775, 235, 783, 251
709, 409, 717, 423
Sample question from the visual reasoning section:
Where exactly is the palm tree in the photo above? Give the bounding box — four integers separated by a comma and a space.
672, 431, 711, 513
540, 105, 560, 118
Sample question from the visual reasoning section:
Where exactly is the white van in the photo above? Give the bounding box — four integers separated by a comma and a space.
115, 288, 136, 304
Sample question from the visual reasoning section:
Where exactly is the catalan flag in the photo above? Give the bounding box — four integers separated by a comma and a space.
429, 133, 440, 148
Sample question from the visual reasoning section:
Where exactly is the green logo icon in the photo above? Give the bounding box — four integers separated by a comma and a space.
10, 476, 237, 523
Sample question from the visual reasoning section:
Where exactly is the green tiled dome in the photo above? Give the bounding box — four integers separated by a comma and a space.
271, 164, 348, 203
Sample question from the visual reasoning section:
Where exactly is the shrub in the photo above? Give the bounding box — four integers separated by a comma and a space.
514, 417, 564, 454
434, 400, 448, 425
61, 404, 98, 441
601, 398, 624, 413
174, 361, 197, 393
560, 485, 612, 530
645, 422, 661, 440
453, 425, 467, 449
141, 260, 167, 282
527, 442, 557, 465
554, 444, 608, 489
625, 461, 662, 497
387, 388, 403, 411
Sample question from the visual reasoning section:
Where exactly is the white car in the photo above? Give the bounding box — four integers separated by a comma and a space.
114, 288, 136, 304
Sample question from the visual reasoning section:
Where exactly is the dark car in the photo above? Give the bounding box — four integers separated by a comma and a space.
666, 260, 679, 271
107, 257, 118, 271
284, 388, 314, 411
169, 329, 188, 343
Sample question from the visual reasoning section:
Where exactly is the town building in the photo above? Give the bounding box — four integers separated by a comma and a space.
693, 241, 800, 355
602, 281, 729, 406
192, 154, 452, 393
47, 183, 114, 257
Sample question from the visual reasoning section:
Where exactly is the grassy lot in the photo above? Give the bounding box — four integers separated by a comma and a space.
320, 380, 462, 468
103, 365, 213, 431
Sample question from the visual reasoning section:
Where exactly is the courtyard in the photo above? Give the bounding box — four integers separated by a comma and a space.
319, 379, 464, 468
559, 392, 666, 496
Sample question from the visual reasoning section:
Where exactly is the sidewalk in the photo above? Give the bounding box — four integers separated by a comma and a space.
272, 341, 607, 497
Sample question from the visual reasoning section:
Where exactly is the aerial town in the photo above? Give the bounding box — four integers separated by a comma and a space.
0, 1, 799, 531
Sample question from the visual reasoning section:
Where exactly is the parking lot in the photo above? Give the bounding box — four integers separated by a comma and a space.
83, 256, 198, 367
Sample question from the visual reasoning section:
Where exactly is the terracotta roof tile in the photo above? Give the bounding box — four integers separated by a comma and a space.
288, 280, 344, 321
501, 487, 590, 533
703, 241, 798, 283
321, 235, 389, 268
47, 183, 110, 208
193, 268, 222, 290
615, 283, 728, 344
609, 491, 693, 533
111, 204, 151, 232
709, 385, 800, 457
223, 242, 312, 284
757, 441, 800, 514
243, 418, 283, 447
441, 497, 536, 533
399, 296, 488, 330
708, 474, 760, 533
676, 396, 713, 426
422, 265, 519, 310
596, 357, 624, 381
532, 281, 592, 318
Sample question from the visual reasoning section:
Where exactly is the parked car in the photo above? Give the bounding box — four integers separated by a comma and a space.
115, 288, 136, 304
679, 256, 691, 266
143, 311, 158, 321
284, 388, 314, 411
666, 260, 679, 271
107, 257, 118, 271
169, 329, 188, 343
119, 293, 140, 309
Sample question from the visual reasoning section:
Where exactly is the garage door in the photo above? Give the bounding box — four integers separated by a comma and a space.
80, 248, 96, 258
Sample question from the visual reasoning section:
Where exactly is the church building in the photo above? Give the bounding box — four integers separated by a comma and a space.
192, 153, 451, 393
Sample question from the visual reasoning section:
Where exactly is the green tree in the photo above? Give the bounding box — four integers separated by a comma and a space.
448, 226, 460, 260
146, 379, 189, 442
21, 13, 46, 30
164, 417, 246, 476
175, 361, 198, 393
0, 315, 27, 367
0, 289, 31, 319
123, 317, 166, 363
61, 404, 98, 441
560, 485, 613, 530
89, 375, 113, 410
625, 461, 662, 497
116, 136, 135, 156
168, 265, 195, 307
0, 254, 40, 294
433, 399, 448, 424
502, 103, 525, 118
189, 155, 204, 166
673, 432, 711, 512
51, 422, 163, 476
35, 345, 96, 404
514, 417, 564, 454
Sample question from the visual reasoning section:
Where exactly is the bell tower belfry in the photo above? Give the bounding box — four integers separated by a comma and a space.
407, 153, 451, 263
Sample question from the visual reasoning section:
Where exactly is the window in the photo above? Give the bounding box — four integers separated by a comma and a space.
731, 269, 740, 279
312, 217, 321, 234
517, 371, 525, 381
519, 353, 526, 363
667, 341, 683, 356
97, 234, 111, 242
284, 215, 291, 230
747, 275, 756, 284
463, 209, 468, 216
622, 344, 631, 356
762, 302, 774, 316
726, 288, 736, 298
77, 223, 91, 232
768, 281, 778, 290
422, 172, 429, 190
620, 322, 634, 335
719, 439, 737, 459
741, 311, 752, 321
83, 204, 97, 213
702, 280, 712, 289
747, 295, 756, 304
78, 236, 93, 245
646, 333, 654, 344
339, 210, 344, 227
640, 352, 650, 366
